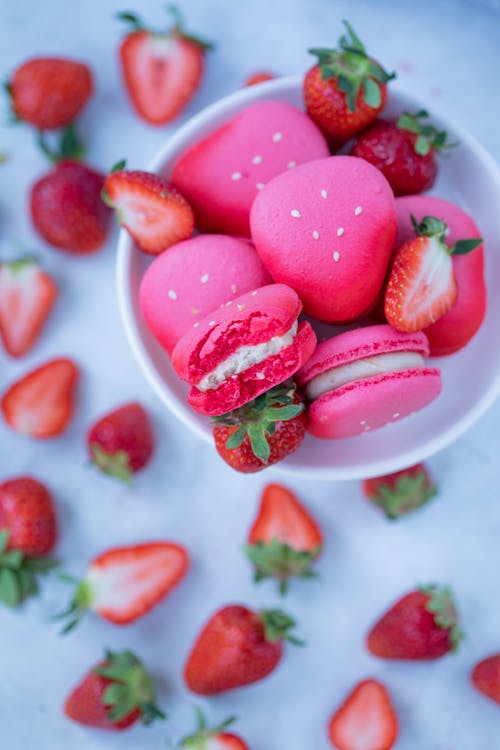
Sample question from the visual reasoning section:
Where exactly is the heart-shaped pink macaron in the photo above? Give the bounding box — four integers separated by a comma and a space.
171, 100, 329, 236
250, 155, 397, 323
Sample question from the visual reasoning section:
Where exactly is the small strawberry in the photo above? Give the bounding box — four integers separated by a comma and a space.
64, 649, 165, 730
471, 654, 500, 705
102, 165, 194, 254
366, 584, 463, 660
384, 215, 482, 333
350, 110, 455, 195
304, 21, 395, 148
246, 483, 323, 595
244, 71, 276, 87
180, 708, 249, 750
1, 358, 79, 439
362, 463, 438, 520
0, 255, 57, 357
212, 384, 305, 474
117, 5, 213, 125
58, 541, 189, 631
328, 678, 399, 750
6, 57, 93, 130
30, 125, 111, 254
87, 402, 154, 483
184, 605, 302, 695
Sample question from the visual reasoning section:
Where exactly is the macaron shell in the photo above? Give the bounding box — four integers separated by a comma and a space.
250, 155, 397, 323
395, 195, 486, 356
307, 368, 442, 439
171, 100, 329, 236
139, 235, 272, 356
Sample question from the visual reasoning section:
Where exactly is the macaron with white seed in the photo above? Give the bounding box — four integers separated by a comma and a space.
171, 100, 329, 236
250, 155, 397, 323
139, 234, 272, 356
296, 324, 442, 439
172, 284, 317, 417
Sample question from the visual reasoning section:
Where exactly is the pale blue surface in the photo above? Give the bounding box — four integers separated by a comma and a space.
0, 1, 500, 748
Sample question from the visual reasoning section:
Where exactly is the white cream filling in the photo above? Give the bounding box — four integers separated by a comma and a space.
305, 351, 424, 402
197, 321, 298, 392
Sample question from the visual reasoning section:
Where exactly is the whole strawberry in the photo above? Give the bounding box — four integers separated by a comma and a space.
246, 483, 323, 595
87, 402, 154, 483
180, 709, 249, 750
471, 654, 500, 705
30, 125, 111, 254
0, 477, 57, 607
351, 110, 454, 195
304, 21, 395, 149
362, 463, 438, 520
212, 384, 305, 473
64, 649, 165, 730
7, 57, 93, 130
184, 605, 302, 694
367, 584, 463, 660
118, 5, 213, 125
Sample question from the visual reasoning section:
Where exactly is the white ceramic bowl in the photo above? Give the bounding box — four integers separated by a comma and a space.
117, 75, 500, 480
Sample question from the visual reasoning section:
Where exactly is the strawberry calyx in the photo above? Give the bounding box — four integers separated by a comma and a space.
0, 254, 40, 273
117, 5, 213, 50
180, 707, 236, 748
309, 20, 395, 111
368, 470, 438, 520
0, 530, 57, 607
397, 110, 456, 156
212, 384, 304, 464
37, 123, 86, 164
94, 649, 166, 726
410, 215, 482, 256
259, 608, 304, 646
246, 538, 321, 596
420, 584, 463, 652
89, 443, 133, 485
55, 575, 93, 633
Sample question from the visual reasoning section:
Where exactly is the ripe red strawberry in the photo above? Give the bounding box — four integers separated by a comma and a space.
350, 110, 454, 195
7, 57, 93, 130
117, 6, 213, 125
244, 71, 276, 87
471, 654, 500, 705
246, 483, 323, 595
87, 402, 154, 483
184, 605, 302, 694
212, 384, 306, 473
64, 649, 165, 730
384, 215, 482, 333
59, 542, 189, 631
0, 256, 57, 357
366, 585, 463, 660
29, 124, 110, 254
304, 21, 395, 149
328, 679, 399, 750
1, 358, 79, 439
102, 166, 194, 254
180, 709, 249, 750
362, 463, 438, 520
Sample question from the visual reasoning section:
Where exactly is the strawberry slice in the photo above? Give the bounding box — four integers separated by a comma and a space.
59, 542, 189, 630
328, 679, 399, 750
103, 166, 194, 254
0, 257, 57, 357
1, 358, 79, 439
385, 215, 482, 332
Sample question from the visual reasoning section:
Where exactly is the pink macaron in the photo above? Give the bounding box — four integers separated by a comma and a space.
171, 100, 329, 236
172, 284, 317, 417
250, 155, 397, 323
139, 234, 272, 356
297, 324, 442, 439
395, 195, 486, 356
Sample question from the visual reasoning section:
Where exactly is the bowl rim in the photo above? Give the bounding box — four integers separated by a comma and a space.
116, 74, 500, 480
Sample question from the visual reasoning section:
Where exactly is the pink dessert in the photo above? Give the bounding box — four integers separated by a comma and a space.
139, 234, 272, 356
297, 324, 442, 439
171, 100, 329, 236
395, 195, 486, 356
250, 155, 397, 323
172, 284, 317, 417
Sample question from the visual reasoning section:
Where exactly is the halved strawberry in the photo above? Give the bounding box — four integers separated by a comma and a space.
1, 358, 79, 438
328, 679, 399, 750
58, 541, 189, 631
103, 166, 194, 254
0, 256, 57, 357
384, 215, 482, 332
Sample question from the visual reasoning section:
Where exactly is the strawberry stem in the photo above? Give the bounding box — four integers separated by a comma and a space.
246, 539, 321, 595
397, 110, 455, 156
89, 443, 133, 485
180, 707, 237, 747
259, 608, 304, 646
37, 124, 85, 163
0, 530, 58, 608
420, 584, 463, 652
54, 577, 92, 634
411, 214, 483, 256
